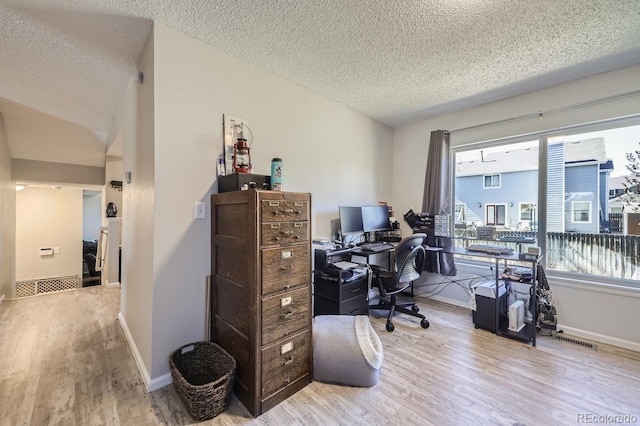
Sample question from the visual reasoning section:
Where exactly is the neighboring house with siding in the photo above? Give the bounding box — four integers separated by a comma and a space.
455, 138, 612, 233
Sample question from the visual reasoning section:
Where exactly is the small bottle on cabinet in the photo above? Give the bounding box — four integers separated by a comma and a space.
271, 157, 283, 191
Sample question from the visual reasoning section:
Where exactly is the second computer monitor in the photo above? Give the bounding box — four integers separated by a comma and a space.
362, 206, 392, 232
339, 206, 364, 235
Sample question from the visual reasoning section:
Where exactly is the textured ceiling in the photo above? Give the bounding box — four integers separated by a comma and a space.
1, 0, 640, 164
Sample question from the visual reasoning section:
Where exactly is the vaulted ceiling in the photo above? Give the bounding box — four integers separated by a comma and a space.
2, 0, 640, 166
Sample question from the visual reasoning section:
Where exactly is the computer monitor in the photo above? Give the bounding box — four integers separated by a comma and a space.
362, 206, 392, 232
339, 206, 364, 235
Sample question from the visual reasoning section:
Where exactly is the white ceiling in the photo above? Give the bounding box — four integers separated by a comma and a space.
2, 0, 640, 166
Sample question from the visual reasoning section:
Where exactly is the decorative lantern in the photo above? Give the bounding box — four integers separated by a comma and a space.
233, 138, 252, 173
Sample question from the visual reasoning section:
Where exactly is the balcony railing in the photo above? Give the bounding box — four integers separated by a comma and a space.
453, 229, 639, 281
547, 232, 639, 281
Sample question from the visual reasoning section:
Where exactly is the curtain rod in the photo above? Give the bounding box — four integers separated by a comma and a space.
449, 89, 640, 134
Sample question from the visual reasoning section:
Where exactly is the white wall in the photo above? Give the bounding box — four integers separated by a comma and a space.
15, 186, 83, 282
113, 23, 394, 384
394, 64, 640, 350
0, 113, 15, 300
119, 29, 156, 385
105, 156, 123, 219
83, 191, 102, 240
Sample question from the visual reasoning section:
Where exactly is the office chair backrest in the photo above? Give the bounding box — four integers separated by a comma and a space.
393, 233, 427, 284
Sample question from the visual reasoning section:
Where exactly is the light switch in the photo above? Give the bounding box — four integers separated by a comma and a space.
194, 202, 206, 219
53, 247, 60, 254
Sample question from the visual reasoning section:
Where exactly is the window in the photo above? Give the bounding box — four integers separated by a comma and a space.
486, 204, 506, 226
453, 122, 640, 285
519, 203, 536, 221
571, 201, 591, 223
483, 174, 501, 188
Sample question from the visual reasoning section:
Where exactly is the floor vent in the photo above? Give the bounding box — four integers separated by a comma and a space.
555, 334, 597, 350
15, 275, 79, 298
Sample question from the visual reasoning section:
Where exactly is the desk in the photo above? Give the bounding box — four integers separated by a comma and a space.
432, 246, 539, 346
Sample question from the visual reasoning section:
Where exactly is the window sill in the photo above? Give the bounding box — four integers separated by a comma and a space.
547, 271, 640, 299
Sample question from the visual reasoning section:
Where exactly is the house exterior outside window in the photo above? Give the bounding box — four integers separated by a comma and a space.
483, 174, 501, 188
453, 123, 640, 284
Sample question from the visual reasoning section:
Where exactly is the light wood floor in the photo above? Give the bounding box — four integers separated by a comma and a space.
1, 286, 639, 425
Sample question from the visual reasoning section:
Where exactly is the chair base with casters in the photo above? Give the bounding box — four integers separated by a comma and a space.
369, 293, 429, 332
370, 233, 430, 332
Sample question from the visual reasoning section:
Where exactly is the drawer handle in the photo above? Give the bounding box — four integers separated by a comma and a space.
294, 235, 300, 239
284, 284, 290, 289
281, 264, 294, 271
349, 287, 362, 293
283, 357, 294, 366
350, 308, 361, 314
284, 378, 291, 385
281, 311, 293, 319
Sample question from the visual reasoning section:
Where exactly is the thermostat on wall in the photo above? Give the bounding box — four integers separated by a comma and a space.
40, 247, 53, 256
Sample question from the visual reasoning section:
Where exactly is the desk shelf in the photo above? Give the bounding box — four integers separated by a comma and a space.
436, 246, 538, 346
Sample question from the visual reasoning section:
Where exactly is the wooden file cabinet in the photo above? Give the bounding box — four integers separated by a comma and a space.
210, 190, 312, 416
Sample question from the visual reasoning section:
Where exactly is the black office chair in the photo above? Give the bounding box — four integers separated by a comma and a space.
369, 233, 429, 332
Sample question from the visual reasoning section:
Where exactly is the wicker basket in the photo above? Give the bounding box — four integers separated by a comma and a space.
169, 341, 236, 421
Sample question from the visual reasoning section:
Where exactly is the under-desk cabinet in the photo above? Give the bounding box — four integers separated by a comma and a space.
210, 190, 312, 417
313, 268, 369, 316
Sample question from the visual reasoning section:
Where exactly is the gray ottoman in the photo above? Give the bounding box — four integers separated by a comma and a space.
313, 315, 384, 387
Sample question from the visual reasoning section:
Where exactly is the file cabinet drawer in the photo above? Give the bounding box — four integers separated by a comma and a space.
314, 275, 367, 301
261, 330, 311, 397
262, 245, 310, 295
261, 200, 309, 222
261, 221, 309, 246
262, 287, 310, 345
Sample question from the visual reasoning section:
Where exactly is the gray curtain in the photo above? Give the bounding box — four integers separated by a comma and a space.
422, 130, 456, 275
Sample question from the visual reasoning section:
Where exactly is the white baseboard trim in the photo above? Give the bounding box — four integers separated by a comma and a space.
428, 294, 472, 310
118, 312, 152, 391
118, 312, 173, 392
0, 294, 5, 305
148, 373, 173, 392
106, 281, 121, 288
557, 324, 640, 353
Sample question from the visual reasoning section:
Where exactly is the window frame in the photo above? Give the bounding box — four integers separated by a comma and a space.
485, 203, 507, 226
483, 174, 501, 189
450, 114, 640, 289
519, 202, 536, 221
571, 201, 592, 224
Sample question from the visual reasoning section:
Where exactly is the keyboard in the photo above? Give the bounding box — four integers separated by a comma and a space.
360, 242, 394, 252
498, 235, 536, 243
466, 244, 513, 255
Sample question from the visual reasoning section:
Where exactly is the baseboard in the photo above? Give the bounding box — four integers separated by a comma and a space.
0, 294, 5, 305
148, 373, 173, 392
557, 324, 640, 353
428, 294, 472, 310
106, 281, 121, 288
118, 312, 152, 391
